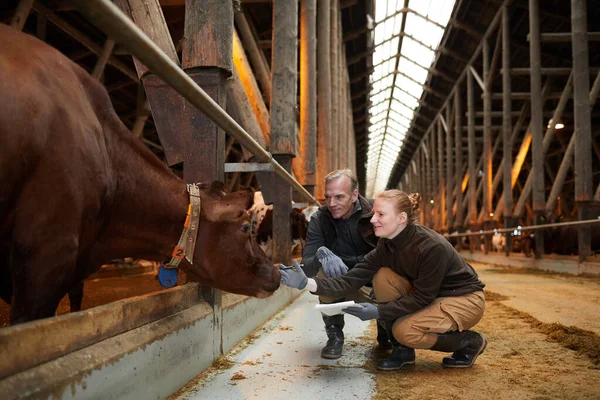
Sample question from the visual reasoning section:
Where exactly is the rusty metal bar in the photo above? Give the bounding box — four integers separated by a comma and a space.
482, 37, 493, 223
73, 0, 318, 205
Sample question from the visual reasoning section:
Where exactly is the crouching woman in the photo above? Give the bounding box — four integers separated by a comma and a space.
280, 190, 486, 371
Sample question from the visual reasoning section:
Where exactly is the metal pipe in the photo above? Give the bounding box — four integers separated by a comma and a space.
73, 0, 318, 205
445, 217, 600, 238
502, 7, 512, 219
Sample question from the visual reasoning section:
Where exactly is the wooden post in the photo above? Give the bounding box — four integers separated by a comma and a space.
36, 6, 47, 40
92, 39, 116, 80
233, 29, 271, 147
529, 0, 545, 258
467, 69, 479, 251
454, 86, 464, 234
234, 8, 272, 104
10, 0, 34, 31
270, 0, 298, 264
419, 147, 426, 225
316, 0, 331, 200
571, 0, 593, 262
445, 106, 454, 231
431, 129, 438, 229
300, 0, 317, 194
437, 118, 446, 232
502, 6, 516, 254
482, 37, 493, 253
330, 0, 339, 170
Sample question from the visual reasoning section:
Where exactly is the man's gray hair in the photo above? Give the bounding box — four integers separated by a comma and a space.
325, 169, 359, 192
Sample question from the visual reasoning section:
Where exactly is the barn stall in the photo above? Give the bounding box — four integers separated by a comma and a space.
0, 0, 599, 399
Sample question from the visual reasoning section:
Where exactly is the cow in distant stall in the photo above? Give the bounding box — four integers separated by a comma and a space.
249, 192, 310, 258
0, 26, 279, 324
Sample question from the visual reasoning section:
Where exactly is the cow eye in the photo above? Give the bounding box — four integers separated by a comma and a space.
241, 223, 251, 234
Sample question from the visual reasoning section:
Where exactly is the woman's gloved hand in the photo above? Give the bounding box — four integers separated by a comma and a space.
316, 247, 348, 277
342, 303, 379, 321
279, 260, 308, 290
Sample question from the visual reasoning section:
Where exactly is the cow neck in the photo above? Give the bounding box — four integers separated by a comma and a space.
106, 130, 191, 263
164, 184, 202, 269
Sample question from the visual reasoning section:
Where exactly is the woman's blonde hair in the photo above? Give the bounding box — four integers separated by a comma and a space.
375, 190, 421, 225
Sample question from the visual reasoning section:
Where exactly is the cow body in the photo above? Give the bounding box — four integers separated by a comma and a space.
0, 26, 279, 324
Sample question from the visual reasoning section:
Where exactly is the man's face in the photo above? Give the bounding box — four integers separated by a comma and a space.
324, 176, 359, 219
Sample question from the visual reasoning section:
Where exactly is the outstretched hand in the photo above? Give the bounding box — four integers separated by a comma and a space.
316, 247, 348, 277
342, 303, 379, 321
279, 260, 308, 290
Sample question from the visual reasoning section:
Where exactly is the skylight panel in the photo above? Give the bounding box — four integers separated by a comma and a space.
366, 0, 456, 197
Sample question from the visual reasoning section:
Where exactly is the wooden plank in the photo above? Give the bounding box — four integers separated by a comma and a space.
0, 284, 200, 380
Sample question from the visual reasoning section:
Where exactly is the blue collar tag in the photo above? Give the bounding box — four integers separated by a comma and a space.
158, 265, 178, 288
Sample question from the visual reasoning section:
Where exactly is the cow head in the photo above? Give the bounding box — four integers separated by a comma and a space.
185, 182, 280, 298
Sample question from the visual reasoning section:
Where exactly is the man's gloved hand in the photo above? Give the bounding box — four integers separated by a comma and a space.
279, 260, 308, 290
342, 303, 379, 321
316, 247, 348, 277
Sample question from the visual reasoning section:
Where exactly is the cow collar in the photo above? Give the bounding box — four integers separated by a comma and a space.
164, 183, 202, 269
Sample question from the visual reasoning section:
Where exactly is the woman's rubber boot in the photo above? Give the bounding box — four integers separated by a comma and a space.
376, 321, 415, 371
430, 330, 487, 368
321, 314, 344, 359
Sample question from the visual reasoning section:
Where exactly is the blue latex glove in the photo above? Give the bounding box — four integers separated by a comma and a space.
279, 260, 308, 290
316, 247, 348, 277
342, 303, 379, 321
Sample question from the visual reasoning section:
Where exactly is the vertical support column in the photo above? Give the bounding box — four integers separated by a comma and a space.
437, 118, 446, 232
454, 87, 464, 238
300, 0, 317, 195
482, 37, 493, 254
329, 0, 339, 170
529, 0, 545, 258
446, 106, 454, 232
271, 0, 298, 264
467, 69, 479, 252
431, 130, 438, 229
182, 0, 232, 349
571, 0, 593, 262
502, 6, 516, 254
420, 147, 426, 225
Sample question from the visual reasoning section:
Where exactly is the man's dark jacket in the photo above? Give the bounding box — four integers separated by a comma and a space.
301, 195, 378, 277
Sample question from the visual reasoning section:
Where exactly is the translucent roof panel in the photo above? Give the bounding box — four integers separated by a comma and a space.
366, 1, 455, 198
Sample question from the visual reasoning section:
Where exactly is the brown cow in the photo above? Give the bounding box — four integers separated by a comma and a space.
0, 25, 279, 324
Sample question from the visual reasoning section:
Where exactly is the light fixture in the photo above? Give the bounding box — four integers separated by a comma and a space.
430, 199, 435, 204
547, 118, 564, 130
489, 213, 494, 217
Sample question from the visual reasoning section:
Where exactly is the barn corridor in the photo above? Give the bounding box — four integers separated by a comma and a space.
171, 262, 600, 400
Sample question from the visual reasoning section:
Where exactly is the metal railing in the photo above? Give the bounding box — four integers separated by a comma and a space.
73, 0, 320, 206
444, 217, 600, 238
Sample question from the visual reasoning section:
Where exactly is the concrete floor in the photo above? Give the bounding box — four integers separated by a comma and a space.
173, 291, 376, 400
172, 262, 600, 400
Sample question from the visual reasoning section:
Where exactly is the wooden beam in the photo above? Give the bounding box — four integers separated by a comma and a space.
33, 2, 138, 81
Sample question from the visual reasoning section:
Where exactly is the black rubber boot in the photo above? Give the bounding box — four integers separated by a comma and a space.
430, 330, 487, 368
376, 319, 393, 350
376, 321, 415, 371
321, 314, 344, 359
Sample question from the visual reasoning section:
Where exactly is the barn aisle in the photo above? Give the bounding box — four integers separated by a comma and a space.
171, 291, 377, 400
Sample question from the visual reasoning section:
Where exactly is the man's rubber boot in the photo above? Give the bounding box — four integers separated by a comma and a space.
430, 330, 487, 368
321, 314, 344, 359
376, 319, 393, 350
376, 321, 415, 371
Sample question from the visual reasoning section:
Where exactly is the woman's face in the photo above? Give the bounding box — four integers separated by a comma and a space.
370, 198, 407, 239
